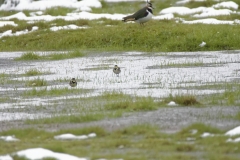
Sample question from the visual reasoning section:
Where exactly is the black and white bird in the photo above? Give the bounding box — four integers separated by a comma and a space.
113, 65, 121, 76
122, 1, 154, 25
69, 78, 77, 87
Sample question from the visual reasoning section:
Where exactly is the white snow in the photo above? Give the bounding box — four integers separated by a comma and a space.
160, 7, 207, 16
54, 133, 96, 140
50, 25, 88, 31
201, 132, 215, 138
0, 21, 17, 27
193, 8, 233, 18
14, 148, 87, 160
0, 0, 238, 28
0, 135, 19, 142
176, 0, 219, 5
199, 41, 206, 47
182, 18, 235, 25
190, 129, 198, 134
225, 126, 240, 136
167, 101, 177, 106
153, 13, 174, 20
226, 137, 240, 143
0, 0, 101, 11
213, 1, 238, 10
158, 1, 240, 24
0, 155, 13, 160
0, 27, 38, 39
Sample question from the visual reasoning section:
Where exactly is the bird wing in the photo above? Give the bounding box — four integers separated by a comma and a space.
132, 7, 148, 20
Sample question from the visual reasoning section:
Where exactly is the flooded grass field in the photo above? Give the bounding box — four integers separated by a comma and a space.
0, 50, 239, 125
0, 50, 240, 160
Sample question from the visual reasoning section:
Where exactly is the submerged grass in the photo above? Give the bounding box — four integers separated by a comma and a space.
25, 78, 47, 87
99, 91, 159, 111
0, 123, 239, 160
24, 92, 160, 125
199, 82, 240, 106
24, 69, 49, 76
105, 96, 158, 111
23, 87, 91, 97
15, 50, 84, 61
25, 111, 122, 124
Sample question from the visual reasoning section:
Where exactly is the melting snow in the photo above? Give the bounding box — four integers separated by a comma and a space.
201, 132, 215, 138
0, 0, 101, 11
199, 41, 206, 47
225, 126, 240, 136
0, 155, 12, 160
167, 101, 177, 106
54, 133, 96, 140
50, 25, 88, 31
15, 148, 87, 160
0, 135, 19, 142
227, 137, 240, 143
213, 1, 239, 10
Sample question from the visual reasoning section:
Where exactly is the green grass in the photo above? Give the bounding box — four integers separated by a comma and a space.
0, 123, 239, 160
24, 69, 48, 76
235, 112, 240, 120
25, 78, 47, 87
44, 7, 75, 16
149, 61, 205, 69
15, 50, 84, 61
199, 83, 240, 106
105, 96, 158, 111
1, 21, 240, 52
164, 94, 201, 106
23, 87, 91, 97
184, 0, 217, 8
0, 0, 240, 52
23, 92, 160, 125
25, 111, 122, 124
96, 91, 160, 111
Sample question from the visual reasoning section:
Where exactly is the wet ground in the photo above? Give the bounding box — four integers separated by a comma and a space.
0, 50, 240, 132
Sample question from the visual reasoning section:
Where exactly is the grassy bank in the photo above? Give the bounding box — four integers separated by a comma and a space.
0, 123, 239, 160
1, 20, 240, 52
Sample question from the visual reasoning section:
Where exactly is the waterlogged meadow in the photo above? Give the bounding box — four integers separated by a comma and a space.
0, 49, 240, 159
0, 0, 240, 159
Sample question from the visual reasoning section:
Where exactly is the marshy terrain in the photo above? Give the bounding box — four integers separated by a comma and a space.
0, 0, 240, 159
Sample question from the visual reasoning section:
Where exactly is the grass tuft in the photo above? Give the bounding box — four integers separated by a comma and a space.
23, 87, 90, 97
15, 52, 41, 60
164, 94, 200, 106
178, 123, 223, 137
15, 50, 84, 61
25, 112, 122, 124
25, 78, 47, 87
24, 69, 44, 76
105, 96, 158, 111
235, 112, 240, 120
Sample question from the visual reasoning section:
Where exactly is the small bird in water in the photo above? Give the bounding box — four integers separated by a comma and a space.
113, 65, 121, 76
122, 1, 154, 25
69, 78, 77, 87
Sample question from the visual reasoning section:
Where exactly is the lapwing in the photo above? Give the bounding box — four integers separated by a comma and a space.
122, 1, 154, 25
113, 65, 121, 77
69, 78, 77, 87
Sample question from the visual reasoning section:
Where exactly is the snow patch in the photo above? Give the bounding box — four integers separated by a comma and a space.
0, 135, 19, 142
15, 148, 87, 160
225, 126, 240, 136
54, 133, 96, 140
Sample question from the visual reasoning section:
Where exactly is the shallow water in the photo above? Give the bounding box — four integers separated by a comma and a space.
0, 50, 240, 122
